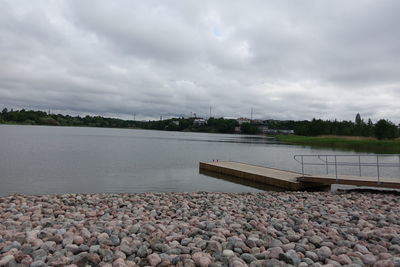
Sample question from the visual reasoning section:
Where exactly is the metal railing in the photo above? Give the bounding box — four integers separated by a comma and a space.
293, 154, 400, 184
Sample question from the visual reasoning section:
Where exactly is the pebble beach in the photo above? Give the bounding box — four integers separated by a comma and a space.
0, 191, 399, 267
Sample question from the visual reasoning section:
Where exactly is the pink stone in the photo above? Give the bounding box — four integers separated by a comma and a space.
192, 252, 212, 267
373, 259, 394, 267
378, 253, 392, 260
113, 258, 127, 267
265, 247, 283, 259
125, 261, 137, 267
354, 244, 369, 254
73, 235, 84, 245
87, 253, 101, 264
361, 254, 377, 265
20, 255, 33, 265
0, 255, 15, 266
147, 253, 161, 266
229, 258, 247, 267
81, 228, 91, 239
87, 211, 97, 217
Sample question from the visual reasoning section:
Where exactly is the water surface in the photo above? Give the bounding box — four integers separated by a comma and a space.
0, 125, 398, 196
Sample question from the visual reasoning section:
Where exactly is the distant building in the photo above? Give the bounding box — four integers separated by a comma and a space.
172, 120, 179, 126
236, 117, 251, 125
193, 118, 207, 126
257, 125, 269, 134
252, 119, 266, 124
266, 129, 294, 135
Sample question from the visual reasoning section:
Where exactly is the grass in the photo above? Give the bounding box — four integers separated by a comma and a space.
275, 135, 400, 154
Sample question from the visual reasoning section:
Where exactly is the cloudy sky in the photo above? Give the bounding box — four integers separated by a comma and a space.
0, 1, 399, 122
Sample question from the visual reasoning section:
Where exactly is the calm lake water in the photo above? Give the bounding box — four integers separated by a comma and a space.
0, 125, 398, 196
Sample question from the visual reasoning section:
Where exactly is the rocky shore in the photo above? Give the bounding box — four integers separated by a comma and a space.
0, 192, 399, 267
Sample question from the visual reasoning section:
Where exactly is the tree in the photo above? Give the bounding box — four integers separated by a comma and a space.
240, 123, 261, 134
374, 119, 398, 139
366, 119, 374, 137
355, 113, 362, 125
354, 113, 365, 136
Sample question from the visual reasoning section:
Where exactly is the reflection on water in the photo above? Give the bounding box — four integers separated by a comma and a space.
199, 169, 331, 192
133, 133, 277, 145
294, 142, 400, 154
199, 169, 286, 192
0, 125, 398, 196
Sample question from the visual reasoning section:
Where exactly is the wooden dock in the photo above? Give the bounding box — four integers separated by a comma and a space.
199, 161, 400, 190
199, 161, 325, 190
298, 174, 400, 189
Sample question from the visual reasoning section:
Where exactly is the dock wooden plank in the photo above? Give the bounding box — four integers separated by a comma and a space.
199, 161, 324, 190
200, 161, 400, 190
299, 174, 400, 189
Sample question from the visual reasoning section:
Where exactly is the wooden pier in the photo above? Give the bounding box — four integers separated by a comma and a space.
298, 174, 400, 189
199, 161, 400, 190
199, 161, 325, 190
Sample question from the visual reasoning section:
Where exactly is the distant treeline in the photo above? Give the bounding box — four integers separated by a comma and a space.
269, 113, 399, 140
0, 108, 238, 134
0, 108, 399, 139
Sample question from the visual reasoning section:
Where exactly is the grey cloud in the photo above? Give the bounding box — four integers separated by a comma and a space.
0, 0, 399, 122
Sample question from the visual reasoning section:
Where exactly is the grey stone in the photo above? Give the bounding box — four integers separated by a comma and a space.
255, 253, 265, 260
309, 236, 323, 247
279, 250, 300, 265
1, 241, 21, 253
128, 224, 140, 234
21, 245, 34, 255
77, 244, 89, 253
390, 244, 400, 254
354, 244, 369, 254
223, 249, 235, 258
99, 248, 114, 262
316, 246, 332, 261
249, 260, 269, 267
305, 251, 318, 262
32, 249, 48, 262
166, 248, 181, 254
272, 223, 283, 231
391, 237, 400, 245
72, 252, 89, 265
181, 238, 192, 246
137, 244, 149, 258
265, 259, 286, 267
302, 257, 314, 265
207, 241, 222, 254
241, 253, 257, 263
89, 245, 100, 253
266, 239, 283, 248
30, 260, 46, 267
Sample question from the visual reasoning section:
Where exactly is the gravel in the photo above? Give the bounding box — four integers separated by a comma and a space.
0, 191, 399, 266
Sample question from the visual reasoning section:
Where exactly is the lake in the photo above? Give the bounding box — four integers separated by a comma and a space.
0, 125, 398, 196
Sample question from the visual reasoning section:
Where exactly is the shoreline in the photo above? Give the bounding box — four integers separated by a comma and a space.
275, 135, 400, 154
1, 191, 399, 266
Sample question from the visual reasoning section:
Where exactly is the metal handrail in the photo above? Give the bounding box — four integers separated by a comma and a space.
293, 154, 400, 184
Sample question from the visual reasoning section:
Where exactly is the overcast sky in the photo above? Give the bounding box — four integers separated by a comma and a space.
0, 1, 399, 122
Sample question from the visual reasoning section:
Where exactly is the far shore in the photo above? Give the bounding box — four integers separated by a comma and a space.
275, 134, 400, 154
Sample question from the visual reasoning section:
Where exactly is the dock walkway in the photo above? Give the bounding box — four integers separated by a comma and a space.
199, 161, 322, 190
299, 174, 400, 189
200, 161, 400, 190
